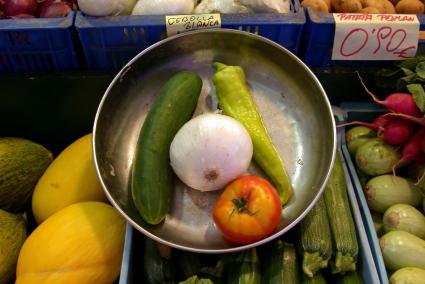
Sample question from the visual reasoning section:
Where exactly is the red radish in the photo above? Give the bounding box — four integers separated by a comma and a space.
337, 113, 393, 132
377, 119, 415, 145
383, 113, 425, 127
356, 72, 422, 117
392, 127, 425, 175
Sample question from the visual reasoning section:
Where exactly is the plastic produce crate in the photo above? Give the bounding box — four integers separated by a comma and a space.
339, 102, 389, 284
74, 2, 305, 71
300, 9, 425, 68
0, 12, 80, 74
118, 120, 381, 284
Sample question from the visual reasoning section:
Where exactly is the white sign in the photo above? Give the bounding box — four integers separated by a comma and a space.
332, 13, 419, 60
165, 14, 221, 37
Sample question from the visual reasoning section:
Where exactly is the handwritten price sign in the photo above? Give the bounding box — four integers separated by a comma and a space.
166, 14, 221, 37
332, 13, 419, 60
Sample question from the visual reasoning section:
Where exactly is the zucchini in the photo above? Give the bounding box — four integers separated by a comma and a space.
334, 271, 363, 284
323, 153, 359, 274
301, 271, 327, 284
383, 204, 425, 239
175, 250, 203, 279
389, 267, 425, 284
365, 175, 423, 213
380, 230, 425, 271
226, 248, 261, 284
262, 240, 300, 284
131, 71, 202, 224
143, 237, 176, 284
297, 196, 332, 277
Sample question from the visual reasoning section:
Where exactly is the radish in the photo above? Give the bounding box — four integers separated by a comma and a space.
357, 72, 422, 117
337, 113, 393, 132
377, 119, 415, 146
392, 128, 425, 175
383, 113, 425, 128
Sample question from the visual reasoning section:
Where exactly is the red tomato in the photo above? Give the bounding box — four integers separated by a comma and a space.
212, 175, 282, 244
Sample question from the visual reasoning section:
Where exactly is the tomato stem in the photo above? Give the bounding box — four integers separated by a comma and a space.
231, 198, 255, 216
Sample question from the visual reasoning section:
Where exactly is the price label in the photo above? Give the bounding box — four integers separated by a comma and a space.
332, 13, 419, 60
165, 14, 221, 37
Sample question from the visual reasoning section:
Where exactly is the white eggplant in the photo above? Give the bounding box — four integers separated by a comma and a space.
389, 267, 425, 284
383, 204, 425, 239
380, 230, 425, 271
365, 175, 422, 213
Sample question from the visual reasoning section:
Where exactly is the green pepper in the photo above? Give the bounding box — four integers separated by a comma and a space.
212, 62, 293, 205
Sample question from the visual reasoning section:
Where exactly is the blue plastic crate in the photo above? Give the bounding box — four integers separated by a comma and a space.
74, 4, 305, 71
339, 102, 390, 284
300, 9, 425, 68
0, 12, 79, 74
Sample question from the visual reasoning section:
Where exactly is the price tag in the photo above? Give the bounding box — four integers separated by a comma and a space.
331, 13, 419, 60
165, 14, 221, 37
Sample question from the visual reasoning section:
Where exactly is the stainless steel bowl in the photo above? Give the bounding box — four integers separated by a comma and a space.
93, 29, 336, 253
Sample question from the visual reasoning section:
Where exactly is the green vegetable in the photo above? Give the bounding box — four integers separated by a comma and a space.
383, 204, 425, 239
297, 196, 332, 277
143, 237, 176, 284
334, 271, 363, 284
0, 209, 27, 284
323, 153, 358, 274
345, 126, 376, 156
301, 271, 327, 284
365, 175, 422, 213
389, 267, 425, 284
175, 250, 203, 279
380, 230, 425, 271
212, 62, 292, 205
226, 248, 261, 284
0, 137, 53, 212
131, 71, 202, 224
178, 275, 213, 284
262, 240, 300, 284
355, 138, 400, 176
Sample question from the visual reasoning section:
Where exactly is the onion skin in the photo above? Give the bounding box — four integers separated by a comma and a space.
39, 0, 71, 17
169, 113, 253, 192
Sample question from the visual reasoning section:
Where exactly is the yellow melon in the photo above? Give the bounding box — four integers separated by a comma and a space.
32, 133, 107, 224
16, 201, 125, 284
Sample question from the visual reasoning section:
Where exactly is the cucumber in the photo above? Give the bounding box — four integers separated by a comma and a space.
383, 204, 425, 239
380, 230, 425, 271
389, 267, 425, 284
131, 71, 202, 225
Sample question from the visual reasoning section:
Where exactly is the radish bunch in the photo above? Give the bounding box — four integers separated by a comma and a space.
341, 72, 425, 179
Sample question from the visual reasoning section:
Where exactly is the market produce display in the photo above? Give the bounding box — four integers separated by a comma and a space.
0, 0, 77, 18
0, 134, 124, 284
301, 0, 423, 14
342, 58, 425, 281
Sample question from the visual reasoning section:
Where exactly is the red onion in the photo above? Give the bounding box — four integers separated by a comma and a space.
3, 0, 37, 17
8, 12, 35, 17
39, 0, 71, 17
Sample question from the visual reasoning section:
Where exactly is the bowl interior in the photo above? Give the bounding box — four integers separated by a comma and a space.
93, 29, 336, 253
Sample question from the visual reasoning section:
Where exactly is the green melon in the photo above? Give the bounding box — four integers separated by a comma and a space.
0, 138, 53, 212
0, 209, 27, 284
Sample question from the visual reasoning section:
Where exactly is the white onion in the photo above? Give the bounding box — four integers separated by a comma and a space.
170, 113, 253, 192
131, 0, 195, 15
236, 0, 290, 13
77, 0, 137, 16
194, 0, 252, 14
